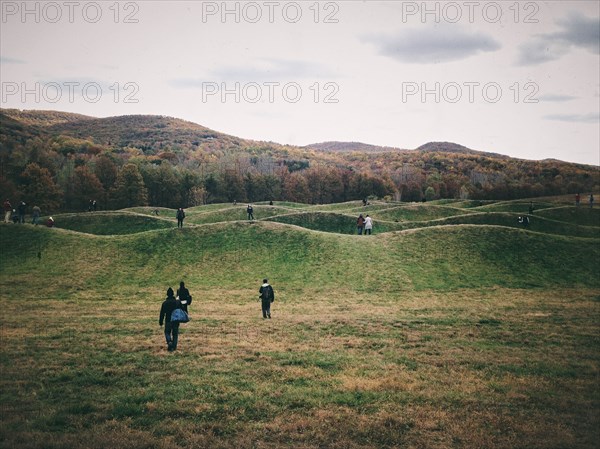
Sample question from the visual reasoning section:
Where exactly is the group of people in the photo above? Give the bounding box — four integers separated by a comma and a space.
575, 193, 594, 208
159, 281, 193, 351
356, 214, 373, 235
3, 199, 52, 226
158, 279, 275, 351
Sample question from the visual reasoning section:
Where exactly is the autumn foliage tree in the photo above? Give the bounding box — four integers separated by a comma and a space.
19, 163, 63, 212
65, 166, 104, 211
110, 163, 148, 209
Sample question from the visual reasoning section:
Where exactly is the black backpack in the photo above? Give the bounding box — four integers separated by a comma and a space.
262, 285, 273, 302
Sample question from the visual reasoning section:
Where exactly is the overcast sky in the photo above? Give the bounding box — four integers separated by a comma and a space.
1, 1, 599, 165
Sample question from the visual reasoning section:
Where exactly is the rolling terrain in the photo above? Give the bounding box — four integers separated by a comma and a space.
0, 196, 599, 449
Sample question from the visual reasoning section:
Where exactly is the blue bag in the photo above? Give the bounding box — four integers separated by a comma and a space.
171, 308, 189, 323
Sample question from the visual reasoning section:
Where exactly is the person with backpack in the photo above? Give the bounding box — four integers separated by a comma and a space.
176, 208, 185, 228
159, 287, 182, 351
176, 281, 192, 313
259, 279, 275, 319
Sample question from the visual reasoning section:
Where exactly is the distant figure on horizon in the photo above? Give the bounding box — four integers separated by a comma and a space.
590, 194, 594, 208
176, 281, 192, 313
269, 200, 273, 206
259, 278, 275, 319
575, 193, 581, 207
176, 208, 185, 228
357, 214, 365, 235
3, 199, 12, 223
159, 287, 181, 352
364, 215, 373, 235
247, 204, 254, 220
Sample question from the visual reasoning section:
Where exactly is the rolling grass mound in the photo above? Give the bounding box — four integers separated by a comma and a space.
473, 201, 556, 213
2, 219, 598, 294
187, 205, 293, 225
49, 211, 175, 235
534, 206, 600, 227
1, 200, 599, 449
266, 211, 404, 234
372, 204, 468, 222
408, 212, 600, 238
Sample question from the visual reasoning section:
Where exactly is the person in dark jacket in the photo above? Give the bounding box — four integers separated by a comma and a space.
176, 281, 192, 313
17, 201, 26, 224
357, 214, 365, 235
176, 208, 185, 228
159, 287, 181, 351
259, 279, 275, 319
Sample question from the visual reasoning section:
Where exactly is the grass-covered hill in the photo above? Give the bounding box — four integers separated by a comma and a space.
1, 197, 599, 449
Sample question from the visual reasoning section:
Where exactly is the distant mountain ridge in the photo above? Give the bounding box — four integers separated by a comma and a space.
305, 141, 405, 153
306, 140, 510, 159
1, 108, 597, 211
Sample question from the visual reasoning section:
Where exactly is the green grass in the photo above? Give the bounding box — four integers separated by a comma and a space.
1, 197, 599, 449
50, 211, 175, 235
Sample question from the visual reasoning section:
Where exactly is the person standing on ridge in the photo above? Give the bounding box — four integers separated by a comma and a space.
590, 194, 594, 208
247, 204, 254, 220
17, 201, 26, 224
176, 207, 185, 228
32, 205, 41, 225
259, 279, 275, 319
3, 199, 12, 223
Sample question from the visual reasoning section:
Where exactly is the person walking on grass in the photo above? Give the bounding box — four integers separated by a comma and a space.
364, 215, 373, 235
247, 204, 254, 220
176, 281, 192, 313
259, 279, 275, 319
590, 194, 594, 209
176, 207, 185, 228
159, 287, 182, 351
357, 214, 365, 235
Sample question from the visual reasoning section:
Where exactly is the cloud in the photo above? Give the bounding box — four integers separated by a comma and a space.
0, 56, 26, 64
538, 94, 578, 102
543, 113, 599, 123
517, 13, 599, 65
170, 58, 336, 88
363, 25, 501, 64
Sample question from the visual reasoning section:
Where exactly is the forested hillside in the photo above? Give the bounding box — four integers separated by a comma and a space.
1, 108, 597, 213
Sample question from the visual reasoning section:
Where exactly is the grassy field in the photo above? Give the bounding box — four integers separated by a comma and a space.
0, 196, 599, 449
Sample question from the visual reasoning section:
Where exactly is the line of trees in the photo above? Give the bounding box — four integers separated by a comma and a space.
1, 133, 598, 214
